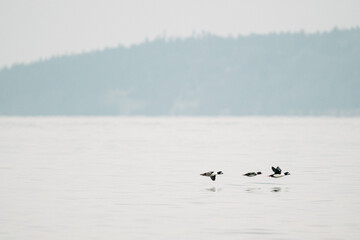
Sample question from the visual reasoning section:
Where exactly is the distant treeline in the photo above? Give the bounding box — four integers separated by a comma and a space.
1, 29, 360, 116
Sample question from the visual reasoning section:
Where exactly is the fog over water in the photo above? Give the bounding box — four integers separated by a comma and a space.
1, 117, 359, 239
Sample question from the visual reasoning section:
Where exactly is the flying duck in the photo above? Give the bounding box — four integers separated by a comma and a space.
243, 171, 262, 177
269, 166, 290, 178
200, 171, 223, 181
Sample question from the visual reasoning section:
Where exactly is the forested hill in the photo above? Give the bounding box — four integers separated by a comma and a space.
1, 29, 360, 116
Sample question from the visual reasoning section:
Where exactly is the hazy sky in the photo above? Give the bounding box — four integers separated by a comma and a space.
1, 0, 360, 68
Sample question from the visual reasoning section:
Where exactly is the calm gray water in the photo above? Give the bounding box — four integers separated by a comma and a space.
1, 117, 360, 240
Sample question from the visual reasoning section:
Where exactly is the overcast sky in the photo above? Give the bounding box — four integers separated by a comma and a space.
1, 0, 360, 68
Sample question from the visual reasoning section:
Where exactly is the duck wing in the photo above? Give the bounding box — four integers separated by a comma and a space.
211, 175, 216, 181
272, 166, 282, 174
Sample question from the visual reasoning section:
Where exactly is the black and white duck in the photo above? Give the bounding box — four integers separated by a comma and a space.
243, 171, 262, 177
200, 171, 223, 181
268, 166, 290, 178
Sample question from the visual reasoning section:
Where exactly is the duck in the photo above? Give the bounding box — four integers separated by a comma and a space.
268, 166, 290, 178
200, 171, 223, 181
243, 171, 262, 177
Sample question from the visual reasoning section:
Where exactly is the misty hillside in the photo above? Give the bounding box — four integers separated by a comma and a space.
1, 29, 360, 116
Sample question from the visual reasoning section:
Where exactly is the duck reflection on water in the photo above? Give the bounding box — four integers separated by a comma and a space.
206, 187, 222, 192
271, 187, 282, 192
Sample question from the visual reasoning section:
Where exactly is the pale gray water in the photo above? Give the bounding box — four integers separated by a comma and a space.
1, 117, 360, 240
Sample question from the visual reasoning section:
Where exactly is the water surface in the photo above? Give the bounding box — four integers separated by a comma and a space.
1, 117, 359, 239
